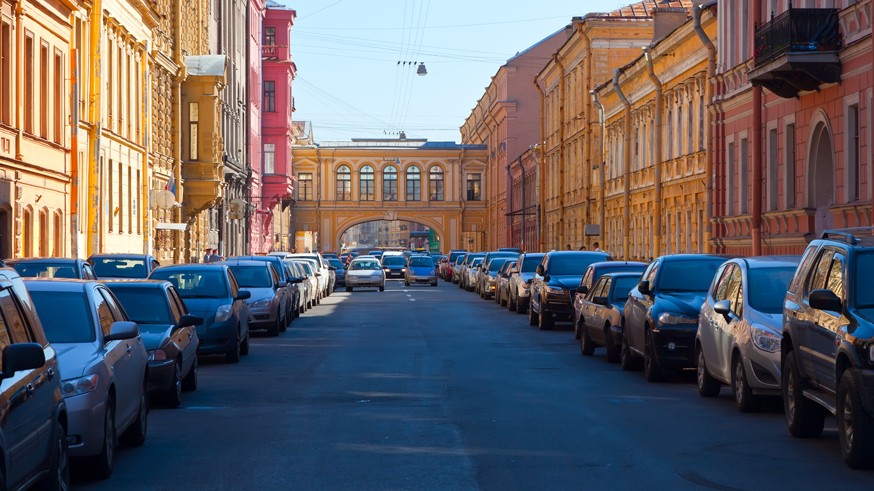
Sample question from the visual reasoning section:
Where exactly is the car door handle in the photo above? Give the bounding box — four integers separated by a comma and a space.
25, 383, 35, 395
46, 368, 55, 380
126, 344, 132, 354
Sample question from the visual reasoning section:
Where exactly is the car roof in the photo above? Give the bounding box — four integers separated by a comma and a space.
658, 253, 733, 262
547, 250, 609, 256
588, 261, 647, 269
221, 259, 272, 267
89, 253, 154, 259
22, 278, 94, 290
734, 255, 802, 268
5, 257, 82, 263
602, 271, 644, 279
101, 279, 171, 288
152, 263, 228, 271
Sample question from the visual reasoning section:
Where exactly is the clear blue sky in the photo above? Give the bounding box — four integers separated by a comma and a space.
285, 0, 627, 143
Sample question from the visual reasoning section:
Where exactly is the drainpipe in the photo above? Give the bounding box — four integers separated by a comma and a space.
694, 5, 716, 253
534, 78, 546, 251
173, 0, 183, 263
613, 69, 632, 260
643, 47, 663, 258
590, 90, 605, 253
70, 45, 79, 257
87, 0, 103, 255
556, 56, 566, 250
141, 46, 150, 255
751, 0, 763, 255
506, 163, 513, 247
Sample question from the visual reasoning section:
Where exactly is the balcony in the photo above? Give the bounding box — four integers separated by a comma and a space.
262, 45, 290, 62
748, 8, 842, 98
262, 174, 294, 208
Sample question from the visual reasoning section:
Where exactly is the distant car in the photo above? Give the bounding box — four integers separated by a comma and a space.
223, 259, 292, 337
0, 268, 69, 490
345, 257, 386, 292
507, 253, 545, 314
464, 257, 485, 291
696, 256, 800, 412
88, 253, 160, 279
149, 264, 251, 363
24, 278, 149, 478
327, 257, 346, 288
103, 280, 202, 407
529, 251, 611, 330
381, 255, 407, 279
286, 253, 332, 299
577, 272, 643, 362
479, 257, 512, 299
573, 261, 648, 340
282, 260, 311, 314
404, 255, 438, 287
495, 260, 517, 307
6, 257, 98, 279
289, 260, 319, 310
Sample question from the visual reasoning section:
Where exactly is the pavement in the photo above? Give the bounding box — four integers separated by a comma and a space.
76, 278, 874, 490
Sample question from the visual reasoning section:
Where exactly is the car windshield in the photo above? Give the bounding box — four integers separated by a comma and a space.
11, 262, 79, 278
521, 257, 543, 273
657, 259, 725, 292
471, 258, 483, 267
107, 287, 172, 325
91, 258, 148, 278
227, 265, 272, 288
328, 258, 343, 269
857, 252, 874, 307
410, 257, 434, 267
548, 254, 607, 275
747, 266, 796, 314
612, 276, 640, 301
488, 258, 508, 272
29, 290, 95, 343
296, 262, 314, 275
150, 269, 229, 298
449, 251, 467, 262
351, 260, 380, 270
383, 256, 406, 266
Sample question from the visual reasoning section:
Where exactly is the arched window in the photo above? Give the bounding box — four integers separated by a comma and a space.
38, 209, 48, 256
383, 165, 398, 201
53, 212, 62, 256
336, 165, 351, 200
429, 166, 444, 201
22, 207, 33, 257
359, 165, 374, 201
406, 165, 420, 201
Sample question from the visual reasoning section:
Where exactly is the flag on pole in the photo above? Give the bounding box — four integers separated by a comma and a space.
165, 176, 177, 195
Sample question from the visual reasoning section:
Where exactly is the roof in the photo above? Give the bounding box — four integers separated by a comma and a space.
313, 139, 485, 150
186, 55, 226, 77
585, 0, 694, 20
5, 257, 82, 263
101, 279, 170, 286
738, 256, 803, 268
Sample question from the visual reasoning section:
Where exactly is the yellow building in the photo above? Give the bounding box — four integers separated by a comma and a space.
593, 5, 715, 260
535, 1, 692, 252
291, 132, 488, 252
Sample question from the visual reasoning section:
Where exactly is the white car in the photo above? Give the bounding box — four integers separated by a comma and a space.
345, 258, 386, 292
286, 253, 332, 298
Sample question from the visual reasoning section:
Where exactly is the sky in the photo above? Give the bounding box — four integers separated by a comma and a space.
284, 0, 631, 143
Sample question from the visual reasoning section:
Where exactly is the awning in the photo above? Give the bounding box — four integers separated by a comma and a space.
155, 223, 188, 231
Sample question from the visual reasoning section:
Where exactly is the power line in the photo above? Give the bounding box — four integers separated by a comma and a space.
295, 13, 579, 30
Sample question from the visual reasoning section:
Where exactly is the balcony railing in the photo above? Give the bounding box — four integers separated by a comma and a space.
262, 45, 290, 61
754, 8, 841, 67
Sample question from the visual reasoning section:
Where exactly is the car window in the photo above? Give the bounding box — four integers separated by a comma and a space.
580, 268, 594, 289
227, 270, 241, 296
410, 257, 434, 267
91, 258, 149, 278
30, 290, 97, 342
656, 259, 724, 293
228, 265, 272, 288
724, 266, 743, 317
748, 266, 796, 314
806, 249, 835, 295
351, 260, 380, 270
83, 263, 97, 279
643, 260, 660, 284
591, 277, 609, 298
612, 276, 639, 301
0, 294, 13, 371
712, 264, 732, 302
151, 269, 230, 299
826, 253, 846, 301
487, 258, 507, 272
855, 252, 874, 307
109, 287, 172, 325
789, 245, 817, 292
167, 287, 185, 320
0, 289, 33, 343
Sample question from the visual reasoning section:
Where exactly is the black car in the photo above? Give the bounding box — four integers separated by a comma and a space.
621, 254, 728, 381
88, 253, 160, 278
576, 272, 642, 362
528, 251, 611, 330
6, 257, 98, 279
573, 261, 648, 340
781, 228, 874, 468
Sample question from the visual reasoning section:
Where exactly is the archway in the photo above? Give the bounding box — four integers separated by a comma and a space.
339, 219, 442, 253
807, 121, 835, 236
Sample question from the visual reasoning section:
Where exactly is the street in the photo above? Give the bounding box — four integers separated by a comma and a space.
78, 279, 873, 490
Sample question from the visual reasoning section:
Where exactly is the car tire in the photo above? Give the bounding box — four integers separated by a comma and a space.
41, 418, 70, 491
226, 333, 241, 364
732, 355, 760, 412
837, 369, 874, 469
346, 286, 352, 292
697, 345, 721, 397
515, 297, 526, 315
537, 308, 553, 331
621, 329, 642, 371
240, 333, 250, 356
604, 325, 620, 363
508, 294, 516, 312
90, 398, 116, 479
182, 356, 198, 392
644, 327, 667, 382
579, 326, 595, 356
783, 350, 825, 438
431, 281, 438, 287
379, 285, 385, 292
122, 388, 148, 446
268, 316, 281, 337
528, 302, 538, 326
405, 281, 410, 287
163, 362, 183, 408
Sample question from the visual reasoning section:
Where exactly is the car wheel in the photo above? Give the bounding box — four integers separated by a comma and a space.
163, 362, 183, 408
515, 296, 526, 315
41, 418, 70, 491
431, 281, 438, 287
783, 350, 825, 438
697, 345, 721, 397
528, 301, 538, 326
122, 388, 148, 446
644, 327, 666, 382
346, 287, 352, 292
268, 316, 280, 337
537, 308, 553, 331
604, 325, 620, 363
90, 398, 116, 479
226, 332, 241, 364
732, 355, 760, 412
240, 333, 250, 356
508, 294, 516, 312
837, 369, 874, 469
621, 329, 642, 371
405, 280, 410, 287
579, 326, 595, 356
182, 356, 198, 392
379, 285, 385, 292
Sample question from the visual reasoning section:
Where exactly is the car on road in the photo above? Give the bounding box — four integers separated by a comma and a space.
404, 255, 438, 287
88, 253, 160, 279
0, 268, 69, 490
230, 255, 299, 324
479, 257, 512, 300
224, 260, 293, 337
577, 272, 643, 362
574, 261, 648, 340
285, 253, 333, 300
529, 251, 611, 330
6, 257, 98, 279
149, 264, 251, 363
495, 260, 517, 307
464, 256, 485, 292
451, 254, 468, 284
327, 258, 346, 288
382, 255, 407, 279
696, 256, 800, 412
780, 229, 874, 468
103, 279, 202, 407
24, 278, 149, 478
621, 254, 728, 382
345, 257, 386, 292
507, 253, 545, 314
289, 260, 318, 310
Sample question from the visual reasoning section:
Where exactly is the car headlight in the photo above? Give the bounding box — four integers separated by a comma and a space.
251, 298, 272, 308
657, 312, 698, 325
383, 268, 390, 272
750, 325, 780, 353
430, 269, 437, 275
545, 286, 564, 295
62, 374, 99, 397
214, 304, 233, 323
147, 349, 168, 362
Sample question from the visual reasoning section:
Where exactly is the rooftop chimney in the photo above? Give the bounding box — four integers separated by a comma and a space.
652, 6, 689, 42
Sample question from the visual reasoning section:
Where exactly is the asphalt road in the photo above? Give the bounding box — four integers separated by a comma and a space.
77, 279, 874, 490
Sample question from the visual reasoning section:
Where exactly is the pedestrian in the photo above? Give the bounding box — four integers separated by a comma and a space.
579, 245, 587, 251
208, 248, 224, 262
566, 243, 572, 250
202, 248, 212, 263
593, 242, 602, 252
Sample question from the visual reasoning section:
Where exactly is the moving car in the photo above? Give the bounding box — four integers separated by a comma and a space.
6, 257, 98, 279
696, 256, 800, 412
507, 253, 545, 314
382, 255, 407, 279
345, 257, 386, 292
150, 264, 251, 363
103, 279, 202, 407
88, 253, 160, 279
404, 255, 438, 287
25, 278, 149, 478
577, 272, 642, 362
224, 259, 290, 336
529, 251, 611, 330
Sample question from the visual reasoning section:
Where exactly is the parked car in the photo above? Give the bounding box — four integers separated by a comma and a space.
103, 279, 202, 407
404, 255, 438, 287
781, 229, 874, 468
458, 253, 484, 289
574, 261, 648, 340
283, 260, 311, 314
621, 254, 729, 382
24, 278, 149, 478
577, 272, 644, 362
464, 257, 485, 291
0, 268, 69, 490
495, 260, 517, 307
452, 254, 468, 284
286, 253, 332, 299
345, 257, 386, 292
382, 255, 407, 279
88, 253, 160, 279
479, 257, 512, 299
230, 255, 299, 324
529, 251, 611, 330
149, 264, 251, 363
6, 257, 98, 279
290, 260, 319, 310
507, 253, 545, 314
224, 259, 292, 336
327, 257, 346, 288
696, 256, 800, 412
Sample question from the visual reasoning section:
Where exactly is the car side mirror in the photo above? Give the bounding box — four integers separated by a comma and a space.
713, 299, 732, 319
105, 321, 139, 342
276, 280, 287, 288
592, 296, 609, 306
535, 265, 544, 276
577, 285, 589, 295
236, 290, 252, 301
291, 278, 304, 284
176, 314, 204, 328
329, 266, 337, 271
0, 343, 45, 379
638, 280, 652, 295
809, 289, 843, 312
315, 272, 322, 277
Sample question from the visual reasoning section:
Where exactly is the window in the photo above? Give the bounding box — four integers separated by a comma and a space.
108, 160, 113, 232
848, 103, 861, 202
336, 165, 351, 200
189, 102, 199, 160
298, 173, 313, 201
127, 164, 132, 232
0, 23, 9, 123
118, 161, 123, 232
429, 166, 444, 201
24, 33, 33, 133
382, 165, 397, 201
40, 43, 48, 138
263, 143, 275, 174
467, 173, 481, 201
406, 166, 421, 201
54, 51, 62, 143
136, 169, 141, 234
22, 208, 32, 257
740, 138, 749, 214
264, 81, 275, 112
785, 123, 796, 209
360, 165, 374, 201
768, 128, 778, 211
264, 27, 276, 46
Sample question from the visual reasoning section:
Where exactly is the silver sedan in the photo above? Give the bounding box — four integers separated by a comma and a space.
345, 258, 386, 292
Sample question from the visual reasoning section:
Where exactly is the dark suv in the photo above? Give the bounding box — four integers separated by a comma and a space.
782, 228, 874, 469
528, 251, 610, 330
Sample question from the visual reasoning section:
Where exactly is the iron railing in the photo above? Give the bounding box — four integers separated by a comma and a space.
754, 8, 841, 66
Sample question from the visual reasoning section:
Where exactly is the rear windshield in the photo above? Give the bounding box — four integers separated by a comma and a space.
548, 254, 609, 276
11, 262, 79, 279
449, 251, 467, 262
410, 257, 434, 267
29, 290, 95, 343
91, 258, 148, 278
228, 265, 272, 288
657, 259, 726, 293
150, 269, 229, 299
107, 287, 172, 325
328, 258, 343, 269
488, 258, 509, 272
748, 266, 796, 314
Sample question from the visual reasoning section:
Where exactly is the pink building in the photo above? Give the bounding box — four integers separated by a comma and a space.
261, 1, 297, 251
247, 0, 269, 253
713, 0, 873, 254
